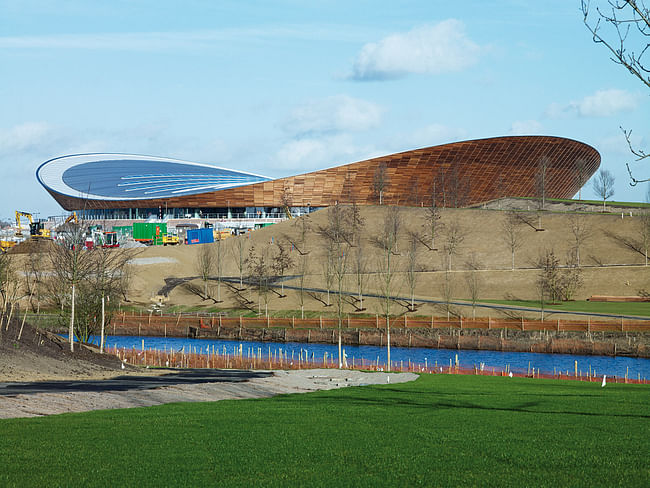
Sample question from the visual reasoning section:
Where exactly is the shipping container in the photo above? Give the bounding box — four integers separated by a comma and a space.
186, 227, 214, 244
133, 222, 167, 244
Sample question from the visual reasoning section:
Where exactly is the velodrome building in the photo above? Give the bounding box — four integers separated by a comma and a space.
37, 136, 600, 220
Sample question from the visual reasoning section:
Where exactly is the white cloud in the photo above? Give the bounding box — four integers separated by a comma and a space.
509, 120, 543, 135
545, 89, 640, 118
0, 122, 57, 153
408, 124, 467, 147
350, 20, 482, 81
285, 95, 383, 136
275, 134, 382, 173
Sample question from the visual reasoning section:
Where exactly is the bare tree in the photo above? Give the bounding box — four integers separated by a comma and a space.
442, 221, 466, 270
592, 168, 616, 211
405, 231, 420, 311
501, 211, 524, 270
248, 245, 272, 316
569, 214, 592, 266
351, 243, 368, 312
421, 193, 442, 250
48, 220, 94, 351
319, 204, 354, 367
272, 240, 294, 298
582, 0, 649, 184
286, 215, 311, 255
640, 210, 650, 265
439, 269, 456, 320
297, 251, 309, 318
373, 206, 401, 371
231, 236, 249, 289
372, 162, 389, 205
575, 159, 590, 200
195, 244, 215, 300
464, 253, 483, 319
23, 247, 45, 313
535, 156, 551, 211
536, 249, 561, 319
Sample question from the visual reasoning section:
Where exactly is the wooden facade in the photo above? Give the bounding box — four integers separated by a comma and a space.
46, 136, 600, 210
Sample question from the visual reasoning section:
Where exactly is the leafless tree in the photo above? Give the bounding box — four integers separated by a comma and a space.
405, 231, 421, 311
592, 168, 616, 211
569, 214, 592, 266
286, 215, 312, 255
280, 185, 293, 217
195, 244, 215, 300
23, 247, 45, 313
439, 269, 456, 320
296, 251, 309, 318
575, 159, 590, 200
372, 162, 389, 205
561, 252, 584, 302
442, 221, 466, 270
464, 253, 483, 319
446, 165, 470, 208
272, 239, 294, 298
319, 204, 354, 367
231, 235, 249, 289
48, 220, 94, 351
535, 156, 551, 211
582, 0, 649, 184
421, 193, 442, 250
639, 210, 650, 265
0, 252, 20, 333
373, 206, 401, 371
350, 244, 368, 312
248, 245, 272, 316
501, 211, 524, 270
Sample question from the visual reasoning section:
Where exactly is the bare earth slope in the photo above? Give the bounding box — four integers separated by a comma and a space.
119, 206, 649, 312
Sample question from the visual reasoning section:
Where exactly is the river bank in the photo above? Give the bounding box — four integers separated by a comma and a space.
104, 319, 650, 358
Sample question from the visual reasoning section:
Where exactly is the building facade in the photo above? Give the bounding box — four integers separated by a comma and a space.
37, 136, 600, 219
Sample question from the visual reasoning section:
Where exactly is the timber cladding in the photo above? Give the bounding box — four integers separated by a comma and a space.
49, 135, 600, 210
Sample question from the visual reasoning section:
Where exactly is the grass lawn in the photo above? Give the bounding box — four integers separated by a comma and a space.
1, 375, 648, 487
481, 299, 650, 318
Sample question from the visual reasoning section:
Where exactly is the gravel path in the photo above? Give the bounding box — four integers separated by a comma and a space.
0, 369, 417, 419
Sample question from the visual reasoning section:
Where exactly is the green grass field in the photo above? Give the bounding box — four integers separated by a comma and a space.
481, 299, 650, 317
1, 375, 648, 487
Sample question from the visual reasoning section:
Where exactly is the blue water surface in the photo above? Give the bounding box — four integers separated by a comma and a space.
87, 334, 650, 379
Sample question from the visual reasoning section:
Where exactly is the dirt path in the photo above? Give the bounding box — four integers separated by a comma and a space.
0, 369, 417, 419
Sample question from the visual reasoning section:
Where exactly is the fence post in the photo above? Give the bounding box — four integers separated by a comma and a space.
320, 315, 322, 329
521, 317, 524, 331
488, 316, 491, 329
621, 317, 624, 332
557, 319, 560, 332
376, 314, 379, 329
431, 315, 434, 329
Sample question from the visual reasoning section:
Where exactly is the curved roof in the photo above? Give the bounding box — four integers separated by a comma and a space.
36, 153, 271, 201
37, 136, 601, 210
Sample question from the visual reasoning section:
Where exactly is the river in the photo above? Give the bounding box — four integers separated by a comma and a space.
88, 334, 650, 379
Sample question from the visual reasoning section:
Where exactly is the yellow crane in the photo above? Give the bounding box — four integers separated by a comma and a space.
15, 211, 51, 239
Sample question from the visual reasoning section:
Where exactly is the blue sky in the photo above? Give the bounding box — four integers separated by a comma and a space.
1, 0, 648, 219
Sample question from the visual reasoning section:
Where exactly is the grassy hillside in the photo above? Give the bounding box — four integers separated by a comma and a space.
123, 206, 649, 318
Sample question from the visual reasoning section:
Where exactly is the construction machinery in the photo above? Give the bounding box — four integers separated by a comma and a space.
15, 211, 51, 240
64, 212, 78, 224
0, 240, 16, 253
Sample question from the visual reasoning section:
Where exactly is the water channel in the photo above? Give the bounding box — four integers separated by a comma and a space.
89, 334, 650, 380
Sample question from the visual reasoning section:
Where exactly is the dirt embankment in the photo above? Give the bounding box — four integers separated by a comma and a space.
107, 319, 650, 358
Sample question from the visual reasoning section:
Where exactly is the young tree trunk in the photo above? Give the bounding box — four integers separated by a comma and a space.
386, 318, 391, 372
100, 293, 105, 353
69, 283, 75, 352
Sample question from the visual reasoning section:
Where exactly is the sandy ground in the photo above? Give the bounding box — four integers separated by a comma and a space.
0, 369, 417, 419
